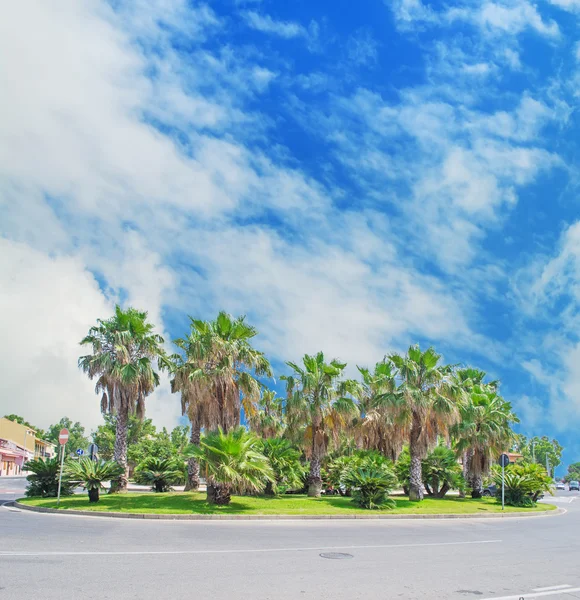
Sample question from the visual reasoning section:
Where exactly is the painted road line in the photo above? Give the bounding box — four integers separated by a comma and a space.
0, 538, 501, 558
481, 586, 580, 600
533, 585, 572, 592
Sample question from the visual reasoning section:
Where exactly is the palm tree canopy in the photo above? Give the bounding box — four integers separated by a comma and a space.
186, 427, 274, 493
66, 458, 123, 491
79, 305, 165, 418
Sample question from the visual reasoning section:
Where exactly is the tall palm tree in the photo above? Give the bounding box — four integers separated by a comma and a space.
79, 306, 165, 492
283, 352, 358, 497
248, 390, 285, 439
355, 361, 407, 461
388, 345, 463, 501
170, 312, 271, 488
452, 372, 517, 497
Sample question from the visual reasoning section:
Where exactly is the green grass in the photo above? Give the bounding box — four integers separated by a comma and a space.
19, 493, 557, 515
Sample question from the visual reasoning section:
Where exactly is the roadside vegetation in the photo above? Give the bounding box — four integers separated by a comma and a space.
17, 306, 561, 514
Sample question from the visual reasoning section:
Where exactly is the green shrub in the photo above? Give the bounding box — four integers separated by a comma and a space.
395, 448, 411, 494
343, 465, 397, 510
25, 457, 74, 498
422, 446, 465, 498
134, 457, 185, 492
491, 463, 552, 506
66, 458, 123, 503
259, 438, 304, 495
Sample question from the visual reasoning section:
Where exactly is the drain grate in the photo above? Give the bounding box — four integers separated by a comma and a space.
319, 552, 354, 560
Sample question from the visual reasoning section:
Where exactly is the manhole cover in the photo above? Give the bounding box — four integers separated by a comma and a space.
319, 552, 354, 560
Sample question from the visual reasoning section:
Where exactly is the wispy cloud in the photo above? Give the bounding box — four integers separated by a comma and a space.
243, 10, 309, 39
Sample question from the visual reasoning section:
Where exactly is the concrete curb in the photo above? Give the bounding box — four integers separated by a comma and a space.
12, 501, 565, 521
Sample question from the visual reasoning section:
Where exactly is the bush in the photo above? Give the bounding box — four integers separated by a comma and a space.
66, 458, 123, 503
422, 446, 465, 498
343, 465, 397, 510
259, 438, 304, 495
491, 463, 552, 506
134, 457, 185, 492
25, 457, 74, 498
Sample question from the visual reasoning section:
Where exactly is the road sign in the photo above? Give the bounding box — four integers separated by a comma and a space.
88, 443, 98, 460
76, 448, 84, 456
58, 428, 69, 445
499, 454, 510, 467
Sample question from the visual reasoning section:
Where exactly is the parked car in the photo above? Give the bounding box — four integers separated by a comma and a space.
556, 482, 566, 490
569, 481, 579, 491
482, 484, 497, 497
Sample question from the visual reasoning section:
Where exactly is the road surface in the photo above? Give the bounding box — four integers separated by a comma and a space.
1, 480, 579, 600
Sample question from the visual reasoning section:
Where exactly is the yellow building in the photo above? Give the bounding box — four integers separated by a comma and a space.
0, 417, 56, 476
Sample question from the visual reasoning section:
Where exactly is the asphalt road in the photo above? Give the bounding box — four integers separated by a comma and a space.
1, 480, 580, 600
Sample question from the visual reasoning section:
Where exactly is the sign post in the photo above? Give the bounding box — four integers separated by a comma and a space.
88, 443, 98, 461
57, 428, 69, 507
499, 453, 510, 511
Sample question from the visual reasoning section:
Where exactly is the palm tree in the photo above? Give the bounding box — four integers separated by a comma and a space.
187, 427, 274, 505
170, 312, 271, 489
388, 345, 463, 501
248, 390, 285, 439
66, 458, 123, 503
134, 457, 185, 492
355, 361, 407, 461
422, 446, 464, 498
283, 352, 359, 497
24, 457, 74, 498
453, 372, 517, 498
79, 305, 165, 492
259, 438, 304, 495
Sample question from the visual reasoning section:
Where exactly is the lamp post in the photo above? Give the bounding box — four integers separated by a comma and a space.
22, 429, 33, 474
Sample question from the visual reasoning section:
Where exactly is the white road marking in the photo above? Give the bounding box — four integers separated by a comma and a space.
481, 586, 580, 600
533, 585, 572, 592
0, 538, 501, 557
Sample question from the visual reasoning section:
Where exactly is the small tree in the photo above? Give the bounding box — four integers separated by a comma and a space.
343, 464, 397, 510
422, 446, 464, 498
259, 438, 304, 495
24, 457, 74, 498
134, 457, 185, 492
66, 458, 123, 503
187, 428, 274, 505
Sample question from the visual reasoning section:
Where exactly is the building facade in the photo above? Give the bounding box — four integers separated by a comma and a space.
0, 418, 56, 476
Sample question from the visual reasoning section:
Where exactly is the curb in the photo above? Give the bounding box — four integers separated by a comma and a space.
12, 501, 565, 521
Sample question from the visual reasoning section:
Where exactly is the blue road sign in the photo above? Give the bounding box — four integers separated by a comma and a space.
76, 448, 84, 456
499, 453, 510, 467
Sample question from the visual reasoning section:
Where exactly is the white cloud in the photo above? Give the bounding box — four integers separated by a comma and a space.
346, 28, 379, 66
243, 11, 308, 39
548, 0, 580, 11
0, 239, 109, 430
475, 1, 560, 37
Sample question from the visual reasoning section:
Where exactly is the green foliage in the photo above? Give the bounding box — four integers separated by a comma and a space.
24, 457, 74, 498
66, 458, 123, 502
422, 446, 465, 498
343, 464, 397, 510
4, 414, 45, 439
395, 448, 411, 492
134, 457, 185, 492
259, 438, 304, 494
46, 417, 88, 456
513, 435, 562, 476
187, 427, 274, 499
491, 462, 553, 506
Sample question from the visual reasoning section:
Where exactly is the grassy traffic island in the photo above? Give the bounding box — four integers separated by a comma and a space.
19, 493, 557, 516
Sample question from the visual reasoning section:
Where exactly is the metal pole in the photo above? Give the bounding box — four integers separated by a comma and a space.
57, 443, 66, 506
546, 455, 550, 478
501, 461, 505, 511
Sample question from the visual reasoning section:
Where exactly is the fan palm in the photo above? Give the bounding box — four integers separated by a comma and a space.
283, 352, 359, 497
79, 306, 165, 492
355, 361, 406, 461
248, 390, 285, 439
453, 371, 518, 497
187, 427, 274, 505
388, 345, 464, 501
422, 445, 464, 498
134, 457, 185, 492
259, 438, 304, 495
66, 458, 123, 503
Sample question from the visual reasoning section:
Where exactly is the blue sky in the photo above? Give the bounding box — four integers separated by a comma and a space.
1, 0, 580, 473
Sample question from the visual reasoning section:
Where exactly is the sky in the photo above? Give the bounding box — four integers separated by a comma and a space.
1, 0, 579, 473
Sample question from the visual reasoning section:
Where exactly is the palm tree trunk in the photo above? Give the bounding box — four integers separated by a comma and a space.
437, 482, 450, 498
88, 488, 99, 503
207, 483, 231, 505
184, 415, 201, 492
408, 412, 424, 501
471, 473, 483, 498
111, 408, 129, 493
264, 480, 275, 496
308, 447, 323, 497
459, 450, 472, 499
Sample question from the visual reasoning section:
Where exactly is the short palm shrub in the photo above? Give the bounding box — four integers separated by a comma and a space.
187, 427, 274, 505
134, 457, 185, 492
259, 438, 304, 495
66, 458, 123, 503
491, 463, 553, 506
25, 457, 74, 498
422, 446, 465, 498
343, 465, 397, 510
